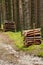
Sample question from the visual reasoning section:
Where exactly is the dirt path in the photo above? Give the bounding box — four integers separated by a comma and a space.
0, 32, 43, 65
0, 32, 14, 44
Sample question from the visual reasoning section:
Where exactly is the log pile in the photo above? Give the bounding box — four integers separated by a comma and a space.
3, 21, 15, 32
23, 28, 41, 46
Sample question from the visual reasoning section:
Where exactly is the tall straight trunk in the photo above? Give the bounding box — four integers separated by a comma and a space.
37, 0, 40, 28
0, 0, 3, 26
13, 0, 17, 31
19, 0, 23, 34
33, 0, 38, 28
11, 0, 13, 21
0, 4, 1, 28
5, 0, 9, 20
5, 0, 11, 21
13, 0, 20, 31
39, 0, 43, 37
2, 0, 6, 23
22, 0, 31, 30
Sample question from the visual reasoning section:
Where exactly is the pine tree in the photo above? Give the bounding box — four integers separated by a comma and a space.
19, 0, 23, 34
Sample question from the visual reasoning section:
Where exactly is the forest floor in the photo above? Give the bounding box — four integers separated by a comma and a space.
0, 31, 43, 65
5, 32, 43, 57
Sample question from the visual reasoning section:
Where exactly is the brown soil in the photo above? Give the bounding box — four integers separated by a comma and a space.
0, 32, 14, 44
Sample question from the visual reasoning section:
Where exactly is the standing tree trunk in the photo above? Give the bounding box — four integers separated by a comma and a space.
22, 0, 31, 30
13, 0, 20, 31
2, 0, 6, 23
11, 0, 13, 21
19, 0, 23, 35
0, 4, 1, 28
13, 0, 17, 31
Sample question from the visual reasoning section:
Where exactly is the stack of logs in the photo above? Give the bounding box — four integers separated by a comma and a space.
23, 28, 41, 46
3, 21, 15, 32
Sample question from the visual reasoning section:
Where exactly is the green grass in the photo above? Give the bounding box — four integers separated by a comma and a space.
5, 32, 43, 57
5, 32, 24, 49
